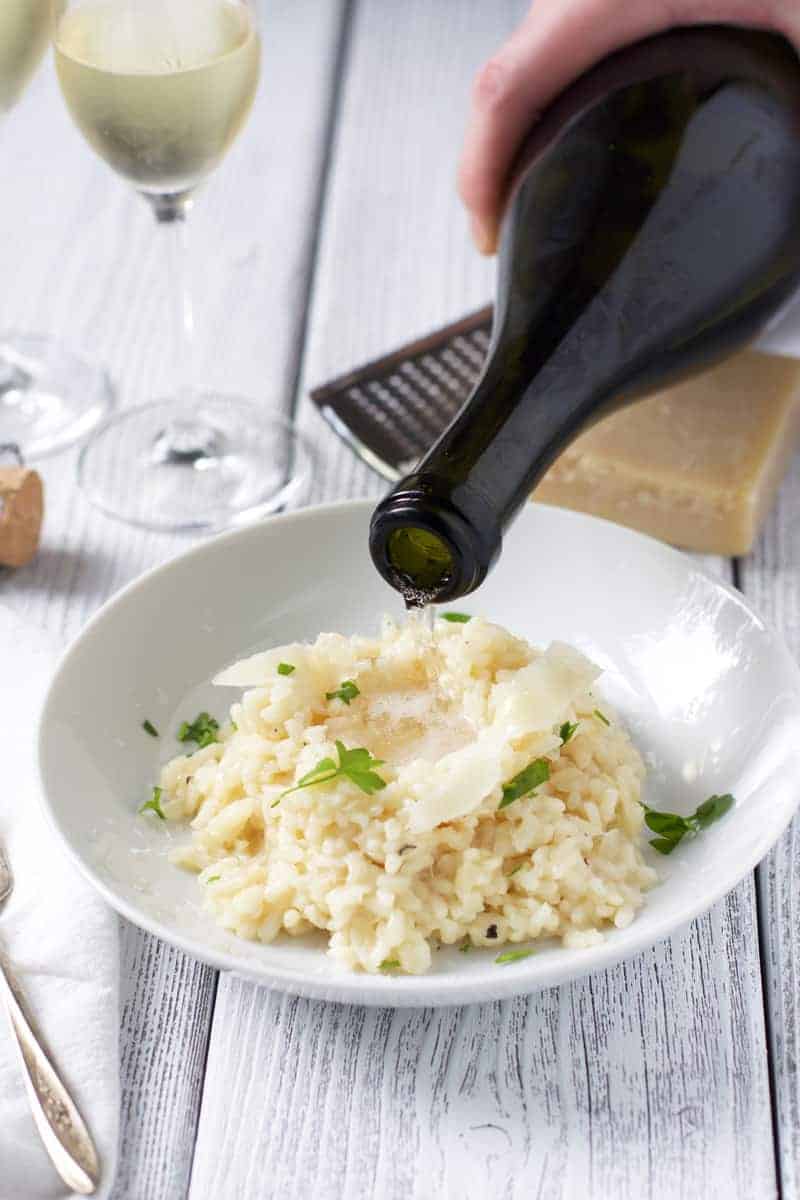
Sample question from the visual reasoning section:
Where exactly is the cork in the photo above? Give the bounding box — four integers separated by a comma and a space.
0, 467, 44, 567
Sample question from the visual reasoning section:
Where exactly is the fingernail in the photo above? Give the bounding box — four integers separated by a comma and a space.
470, 215, 493, 255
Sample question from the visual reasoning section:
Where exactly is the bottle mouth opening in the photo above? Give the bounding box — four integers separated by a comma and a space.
369, 486, 497, 604
383, 526, 456, 605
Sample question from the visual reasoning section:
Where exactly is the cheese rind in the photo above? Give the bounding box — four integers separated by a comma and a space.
533, 351, 800, 555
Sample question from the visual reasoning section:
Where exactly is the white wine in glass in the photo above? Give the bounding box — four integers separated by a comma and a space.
0, 0, 50, 111
53, 0, 313, 531
0, 0, 113, 460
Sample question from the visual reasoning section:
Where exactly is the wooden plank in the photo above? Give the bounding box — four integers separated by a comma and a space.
113, 928, 216, 1200
294, 0, 506, 506
0, 2, 348, 1194
191, 899, 773, 1200
191, 3, 777, 1197
738, 455, 800, 1198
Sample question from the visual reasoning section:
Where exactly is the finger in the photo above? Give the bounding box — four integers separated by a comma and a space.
459, 0, 798, 254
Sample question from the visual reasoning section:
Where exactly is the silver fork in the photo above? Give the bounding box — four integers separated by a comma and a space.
0, 842, 99, 1195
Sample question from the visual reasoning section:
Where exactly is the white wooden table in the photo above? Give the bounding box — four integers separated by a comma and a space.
3, 3, 799, 1196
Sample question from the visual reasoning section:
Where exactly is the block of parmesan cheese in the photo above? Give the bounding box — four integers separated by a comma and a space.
533, 351, 800, 555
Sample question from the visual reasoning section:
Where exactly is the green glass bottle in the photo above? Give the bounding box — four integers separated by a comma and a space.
370, 27, 800, 604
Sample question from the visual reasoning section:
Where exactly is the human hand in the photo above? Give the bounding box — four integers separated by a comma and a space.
459, 0, 800, 254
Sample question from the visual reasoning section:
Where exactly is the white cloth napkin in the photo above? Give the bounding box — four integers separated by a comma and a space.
0, 606, 119, 1200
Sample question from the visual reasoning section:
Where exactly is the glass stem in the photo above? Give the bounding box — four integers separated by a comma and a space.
159, 202, 195, 403
150, 194, 219, 464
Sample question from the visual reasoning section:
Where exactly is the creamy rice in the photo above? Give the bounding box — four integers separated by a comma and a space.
159, 616, 656, 974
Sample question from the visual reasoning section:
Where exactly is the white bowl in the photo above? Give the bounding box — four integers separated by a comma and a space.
37, 500, 800, 1007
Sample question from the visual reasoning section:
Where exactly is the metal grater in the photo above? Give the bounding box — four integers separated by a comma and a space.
311, 306, 493, 481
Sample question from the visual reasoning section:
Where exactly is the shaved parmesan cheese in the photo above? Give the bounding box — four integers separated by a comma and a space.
404, 729, 506, 834
491, 641, 600, 736
214, 647, 305, 687
216, 631, 603, 836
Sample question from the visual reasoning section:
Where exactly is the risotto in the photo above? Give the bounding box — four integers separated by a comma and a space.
158, 616, 657, 974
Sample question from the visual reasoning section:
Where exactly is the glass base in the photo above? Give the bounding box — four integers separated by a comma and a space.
0, 333, 115, 460
77, 395, 315, 532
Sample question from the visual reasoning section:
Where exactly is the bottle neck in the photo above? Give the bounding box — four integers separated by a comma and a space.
368, 472, 501, 604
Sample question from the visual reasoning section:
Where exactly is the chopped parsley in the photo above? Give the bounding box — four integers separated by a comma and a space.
499, 758, 550, 809
593, 709, 611, 727
693, 793, 735, 827
644, 793, 734, 855
458, 937, 472, 953
278, 741, 386, 802
325, 680, 360, 705
178, 711, 220, 749
441, 612, 471, 623
495, 948, 535, 965
142, 719, 159, 738
559, 720, 579, 745
207, 875, 220, 883
379, 959, 400, 971
277, 662, 295, 676
139, 786, 165, 820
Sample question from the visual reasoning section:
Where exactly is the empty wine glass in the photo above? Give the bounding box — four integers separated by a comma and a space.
0, 0, 113, 460
52, 0, 313, 531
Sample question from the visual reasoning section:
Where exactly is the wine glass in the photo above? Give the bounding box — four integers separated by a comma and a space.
52, 0, 313, 531
0, 0, 113, 460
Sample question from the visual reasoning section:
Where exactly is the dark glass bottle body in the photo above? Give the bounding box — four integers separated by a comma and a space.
370, 27, 800, 603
